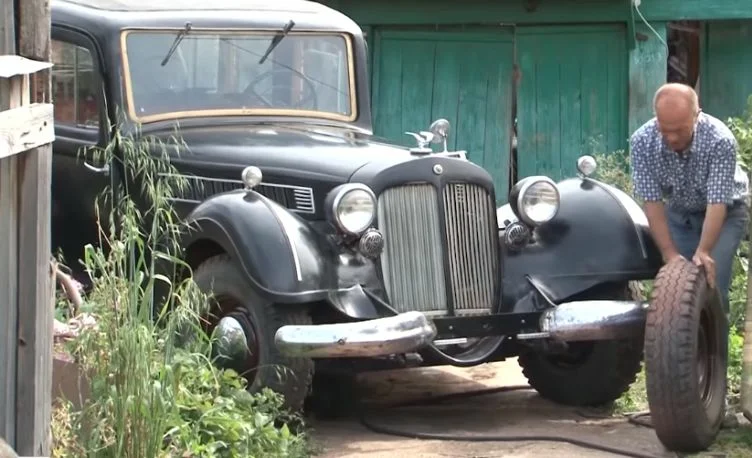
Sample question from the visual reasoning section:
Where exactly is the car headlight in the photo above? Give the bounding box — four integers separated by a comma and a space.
327, 184, 376, 235
509, 176, 560, 226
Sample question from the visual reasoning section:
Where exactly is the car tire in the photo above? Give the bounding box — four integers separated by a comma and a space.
193, 254, 314, 412
644, 259, 727, 452
517, 282, 644, 407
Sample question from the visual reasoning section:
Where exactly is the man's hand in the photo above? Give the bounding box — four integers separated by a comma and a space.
644, 202, 682, 263
692, 249, 716, 289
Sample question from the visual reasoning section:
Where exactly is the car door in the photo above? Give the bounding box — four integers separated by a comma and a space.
50, 27, 113, 282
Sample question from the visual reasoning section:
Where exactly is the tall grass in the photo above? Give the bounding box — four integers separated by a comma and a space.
52, 129, 308, 457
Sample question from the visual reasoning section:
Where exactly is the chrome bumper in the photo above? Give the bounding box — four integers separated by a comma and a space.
535, 299, 649, 341
274, 311, 437, 358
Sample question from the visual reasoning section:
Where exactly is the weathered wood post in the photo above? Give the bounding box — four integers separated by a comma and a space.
0, 2, 55, 451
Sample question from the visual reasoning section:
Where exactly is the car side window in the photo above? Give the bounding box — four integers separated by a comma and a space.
51, 38, 99, 129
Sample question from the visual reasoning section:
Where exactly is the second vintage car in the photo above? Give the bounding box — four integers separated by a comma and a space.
50, 0, 728, 453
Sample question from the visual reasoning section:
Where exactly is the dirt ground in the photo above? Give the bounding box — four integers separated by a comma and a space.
307, 359, 679, 458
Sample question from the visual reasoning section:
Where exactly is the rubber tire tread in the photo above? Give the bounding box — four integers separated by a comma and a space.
518, 283, 644, 407
193, 254, 315, 412
644, 259, 727, 452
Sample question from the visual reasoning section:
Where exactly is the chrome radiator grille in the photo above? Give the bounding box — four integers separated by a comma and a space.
377, 183, 498, 316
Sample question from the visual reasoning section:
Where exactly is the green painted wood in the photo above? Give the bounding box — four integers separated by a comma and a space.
628, 22, 667, 134
700, 20, 752, 122
516, 25, 628, 181
371, 29, 515, 202
320, 0, 752, 27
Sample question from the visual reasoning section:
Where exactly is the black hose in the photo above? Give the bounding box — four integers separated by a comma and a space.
356, 384, 673, 458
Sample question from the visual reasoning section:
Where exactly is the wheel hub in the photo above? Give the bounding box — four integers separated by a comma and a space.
212, 310, 259, 376
697, 311, 715, 409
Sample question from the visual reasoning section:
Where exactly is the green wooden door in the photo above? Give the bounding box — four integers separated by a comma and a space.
701, 20, 752, 121
371, 29, 515, 202
515, 25, 628, 181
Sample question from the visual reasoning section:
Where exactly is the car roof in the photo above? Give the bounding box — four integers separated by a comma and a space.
51, 0, 363, 35
59, 0, 326, 14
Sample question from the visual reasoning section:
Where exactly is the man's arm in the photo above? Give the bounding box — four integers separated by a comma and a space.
698, 137, 737, 254
644, 201, 681, 262
630, 133, 680, 263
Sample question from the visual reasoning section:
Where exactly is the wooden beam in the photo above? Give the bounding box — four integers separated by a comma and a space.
324, 0, 752, 26
13, 0, 53, 454
640, 0, 752, 22
0, 0, 16, 449
628, 22, 668, 135
0, 155, 18, 448
15, 139, 54, 457
0, 103, 54, 159
0, 0, 14, 110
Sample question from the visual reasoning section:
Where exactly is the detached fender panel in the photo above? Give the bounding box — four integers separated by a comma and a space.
181, 190, 335, 303
501, 177, 662, 312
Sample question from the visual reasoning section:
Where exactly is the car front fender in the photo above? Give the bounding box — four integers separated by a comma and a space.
499, 177, 663, 312
177, 190, 385, 319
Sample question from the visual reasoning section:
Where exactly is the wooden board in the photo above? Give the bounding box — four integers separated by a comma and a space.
0, 103, 55, 158
700, 20, 752, 121
515, 25, 628, 180
628, 22, 668, 134
371, 28, 515, 201
322, 0, 752, 27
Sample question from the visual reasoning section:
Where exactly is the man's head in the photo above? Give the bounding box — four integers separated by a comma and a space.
653, 83, 701, 152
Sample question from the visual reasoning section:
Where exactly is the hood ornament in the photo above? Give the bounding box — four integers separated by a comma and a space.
405, 118, 468, 161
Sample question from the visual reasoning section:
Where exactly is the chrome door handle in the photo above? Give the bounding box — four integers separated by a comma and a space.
84, 162, 110, 176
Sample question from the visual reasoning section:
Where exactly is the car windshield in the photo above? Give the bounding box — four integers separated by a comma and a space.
121, 29, 355, 123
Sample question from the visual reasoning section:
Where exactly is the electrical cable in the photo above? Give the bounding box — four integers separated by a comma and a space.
355, 384, 675, 458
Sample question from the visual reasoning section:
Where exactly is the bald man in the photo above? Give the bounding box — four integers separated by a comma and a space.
630, 83, 749, 426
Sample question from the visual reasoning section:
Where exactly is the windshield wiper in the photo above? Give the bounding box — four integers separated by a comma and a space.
161, 21, 192, 66
258, 19, 295, 64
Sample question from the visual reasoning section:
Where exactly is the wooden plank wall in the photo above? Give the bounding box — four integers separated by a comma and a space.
700, 20, 752, 122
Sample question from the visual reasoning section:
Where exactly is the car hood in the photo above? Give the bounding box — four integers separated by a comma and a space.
153, 123, 415, 183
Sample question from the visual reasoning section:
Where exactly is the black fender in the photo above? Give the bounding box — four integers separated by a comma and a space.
499, 176, 662, 313
178, 189, 384, 318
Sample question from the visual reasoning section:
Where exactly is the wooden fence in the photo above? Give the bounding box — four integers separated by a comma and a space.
0, 0, 55, 455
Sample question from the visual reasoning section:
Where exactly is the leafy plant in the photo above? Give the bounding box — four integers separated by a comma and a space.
51, 128, 309, 457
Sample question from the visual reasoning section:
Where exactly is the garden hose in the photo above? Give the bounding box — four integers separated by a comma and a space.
356, 384, 676, 458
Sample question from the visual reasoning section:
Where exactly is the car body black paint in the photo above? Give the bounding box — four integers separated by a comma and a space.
50, 0, 663, 371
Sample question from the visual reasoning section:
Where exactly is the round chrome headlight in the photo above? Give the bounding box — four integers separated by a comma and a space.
328, 184, 376, 235
511, 176, 560, 226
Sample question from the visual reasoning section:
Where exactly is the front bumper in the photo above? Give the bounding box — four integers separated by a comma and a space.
274, 311, 437, 358
274, 299, 649, 359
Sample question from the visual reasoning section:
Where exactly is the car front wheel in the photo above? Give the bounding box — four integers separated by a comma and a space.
517, 282, 644, 407
193, 254, 314, 412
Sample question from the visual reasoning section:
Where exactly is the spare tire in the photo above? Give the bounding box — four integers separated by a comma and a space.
644, 258, 728, 452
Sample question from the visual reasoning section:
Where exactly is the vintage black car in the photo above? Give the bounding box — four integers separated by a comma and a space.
50, 0, 729, 452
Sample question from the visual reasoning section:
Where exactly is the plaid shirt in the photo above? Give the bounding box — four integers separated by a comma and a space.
630, 112, 749, 214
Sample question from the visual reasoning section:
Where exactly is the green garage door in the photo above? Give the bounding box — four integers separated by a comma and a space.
515, 25, 628, 181
701, 20, 752, 121
371, 29, 515, 202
